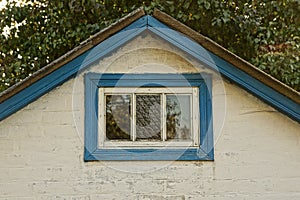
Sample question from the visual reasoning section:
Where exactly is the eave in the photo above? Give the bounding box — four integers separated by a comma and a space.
0, 8, 299, 123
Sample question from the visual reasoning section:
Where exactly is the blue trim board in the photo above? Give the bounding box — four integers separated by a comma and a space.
86, 148, 211, 161
0, 22, 147, 121
0, 15, 299, 123
84, 73, 213, 161
145, 16, 300, 122
0, 12, 298, 166
84, 75, 98, 159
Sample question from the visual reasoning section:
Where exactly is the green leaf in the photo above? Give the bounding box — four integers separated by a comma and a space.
204, 1, 210, 9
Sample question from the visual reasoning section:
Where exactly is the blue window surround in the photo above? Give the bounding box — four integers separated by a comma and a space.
84, 73, 213, 161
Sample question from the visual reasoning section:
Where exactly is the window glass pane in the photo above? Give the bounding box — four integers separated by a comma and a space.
136, 95, 161, 140
105, 95, 131, 140
166, 95, 191, 140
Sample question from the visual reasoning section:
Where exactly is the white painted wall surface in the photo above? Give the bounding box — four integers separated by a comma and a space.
0, 33, 300, 199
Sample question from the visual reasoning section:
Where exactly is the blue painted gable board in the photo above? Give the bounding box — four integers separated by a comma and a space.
146, 16, 300, 122
0, 15, 299, 124
0, 23, 147, 121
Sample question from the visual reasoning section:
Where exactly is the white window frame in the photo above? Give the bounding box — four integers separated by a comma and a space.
98, 87, 200, 149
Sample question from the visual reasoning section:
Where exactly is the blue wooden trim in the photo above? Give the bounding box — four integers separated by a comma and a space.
146, 17, 300, 122
121, 16, 148, 31
203, 77, 214, 159
198, 79, 214, 160
0, 49, 90, 121
86, 73, 210, 88
0, 25, 147, 121
85, 148, 212, 161
0, 13, 298, 162
84, 73, 213, 161
84, 75, 98, 159
148, 15, 170, 29
79, 27, 147, 72
1, 14, 298, 123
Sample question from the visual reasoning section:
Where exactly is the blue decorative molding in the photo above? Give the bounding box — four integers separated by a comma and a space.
0, 14, 299, 126
84, 73, 213, 161
147, 16, 300, 122
0, 24, 147, 121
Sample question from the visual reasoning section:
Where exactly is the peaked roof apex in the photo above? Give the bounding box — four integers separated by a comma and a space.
0, 7, 299, 123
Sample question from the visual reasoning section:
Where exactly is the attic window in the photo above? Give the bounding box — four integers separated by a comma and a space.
84, 73, 213, 161
99, 87, 199, 148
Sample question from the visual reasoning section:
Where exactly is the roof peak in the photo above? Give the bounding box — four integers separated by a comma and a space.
0, 7, 299, 122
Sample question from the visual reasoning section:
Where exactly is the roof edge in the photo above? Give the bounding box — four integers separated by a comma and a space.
153, 8, 300, 105
0, 7, 146, 103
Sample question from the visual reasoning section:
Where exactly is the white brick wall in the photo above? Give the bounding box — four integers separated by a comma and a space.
0, 33, 300, 199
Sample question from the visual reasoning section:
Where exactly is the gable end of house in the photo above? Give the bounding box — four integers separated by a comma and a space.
0, 8, 299, 123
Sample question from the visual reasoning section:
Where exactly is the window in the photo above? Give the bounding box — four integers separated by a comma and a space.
84, 73, 213, 161
99, 87, 199, 148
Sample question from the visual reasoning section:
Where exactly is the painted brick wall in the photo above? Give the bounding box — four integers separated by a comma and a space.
0, 33, 300, 199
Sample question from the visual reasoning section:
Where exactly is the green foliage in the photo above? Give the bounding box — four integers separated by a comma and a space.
0, 0, 299, 92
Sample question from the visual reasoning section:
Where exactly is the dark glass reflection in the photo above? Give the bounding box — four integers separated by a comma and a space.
106, 95, 131, 140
